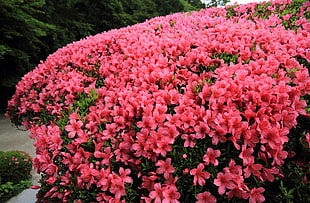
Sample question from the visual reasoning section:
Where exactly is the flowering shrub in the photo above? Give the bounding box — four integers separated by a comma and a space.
6, 0, 310, 202
0, 150, 32, 184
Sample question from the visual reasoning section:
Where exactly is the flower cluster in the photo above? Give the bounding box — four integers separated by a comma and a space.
6, 0, 310, 202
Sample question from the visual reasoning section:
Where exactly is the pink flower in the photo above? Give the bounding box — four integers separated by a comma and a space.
65, 119, 83, 138
132, 129, 150, 158
260, 126, 289, 150
226, 186, 249, 200
156, 158, 175, 179
239, 145, 254, 166
208, 124, 228, 145
178, 109, 196, 130
30, 185, 41, 189
244, 160, 262, 178
181, 133, 196, 147
224, 159, 242, 177
73, 131, 89, 145
164, 174, 178, 185
141, 196, 153, 203
137, 116, 157, 130
305, 133, 310, 148
153, 131, 173, 157
214, 172, 235, 195
249, 187, 265, 203
45, 163, 58, 176
109, 173, 126, 199
295, 17, 308, 26
196, 191, 217, 203
183, 168, 189, 175
153, 104, 167, 124
97, 168, 112, 191
190, 163, 210, 186
118, 167, 132, 183
260, 166, 279, 182
281, 109, 298, 128
162, 185, 181, 203
141, 175, 158, 191
46, 125, 63, 150
194, 121, 210, 139
69, 112, 80, 120
149, 183, 164, 203
33, 153, 53, 173
282, 14, 293, 21
85, 120, 97, 133
94, 146, 112, 166
114, 141, 132, 163
272, 149, 288, 166
203, 148, 221, 166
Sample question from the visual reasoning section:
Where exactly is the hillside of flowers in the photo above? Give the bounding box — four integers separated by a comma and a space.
6, 0, 310, 202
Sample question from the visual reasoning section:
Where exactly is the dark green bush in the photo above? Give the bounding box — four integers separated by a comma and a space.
0, 150, 32, 184
0, 180, 32, 202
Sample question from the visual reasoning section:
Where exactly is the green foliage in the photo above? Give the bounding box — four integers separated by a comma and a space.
0, 150, 32, 202
183, 0, 206, 9
0, 0, 55, 112
74, 89, 99, 118
211, 52, 239, 64
0, 180, 32, 202
202, 0, 230, 8
41, 0, 94, 51
153, 0, 188, 15
0, 0, 55, 81
0, 150, 32, 184
262, 157, 310, 202
0, 45, 10, 60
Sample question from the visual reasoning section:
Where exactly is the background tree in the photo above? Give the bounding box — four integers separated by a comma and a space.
41, 0, 94, 53
184, 0, 206, 8
0, 0, 55, 112
201, 0, 230, 7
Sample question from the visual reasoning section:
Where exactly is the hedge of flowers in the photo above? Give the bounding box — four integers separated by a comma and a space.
6, 0, 310, 202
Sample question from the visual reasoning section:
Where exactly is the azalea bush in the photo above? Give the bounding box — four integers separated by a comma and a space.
6, 0, 310, 202
0, 150, 32, 202
0, 150, 32, 184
